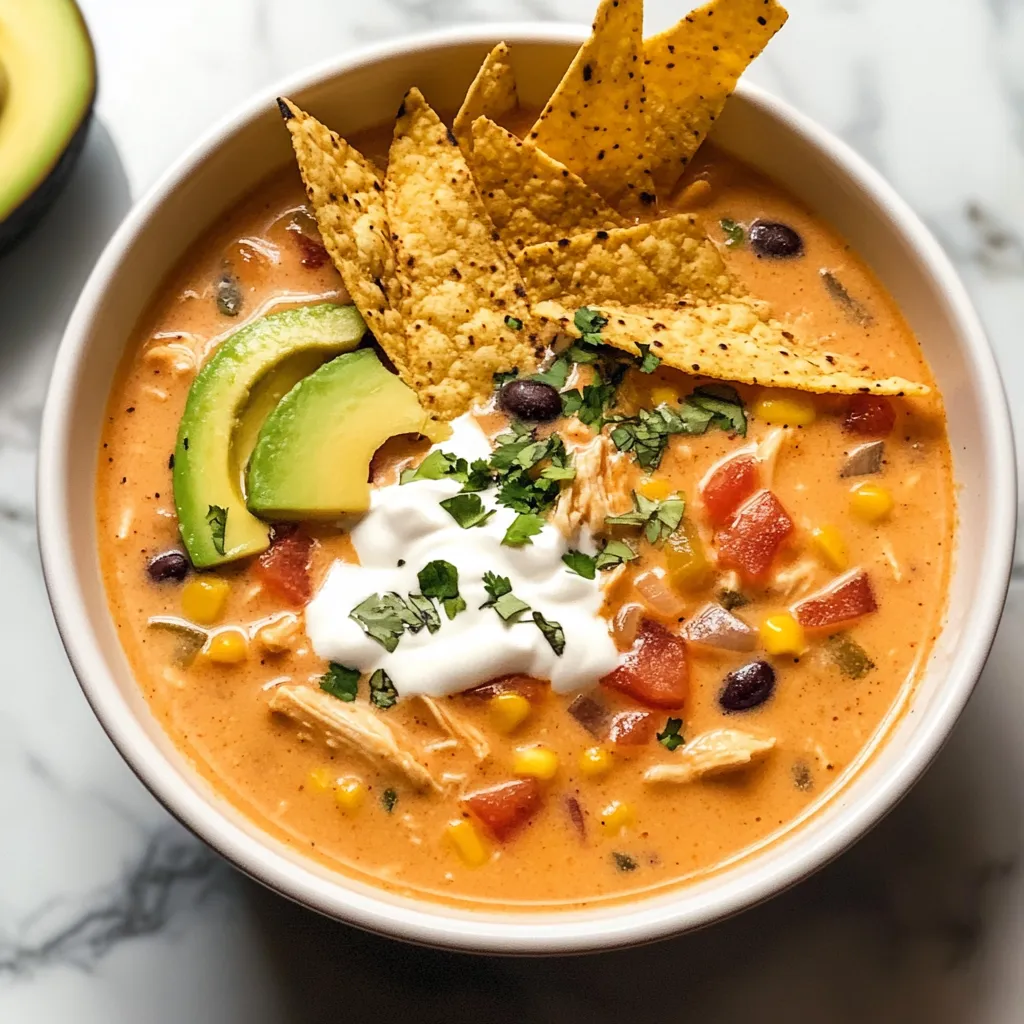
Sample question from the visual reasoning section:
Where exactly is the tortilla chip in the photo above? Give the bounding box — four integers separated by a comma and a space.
278, 98, 407, 374
468, 116, 627, 254
528, 0, 655, 215
453, 43, 518, 154
645, 0, 789, 193
516, 213, 733, 305
385, 88, 540, 420
536, 299, 928, 396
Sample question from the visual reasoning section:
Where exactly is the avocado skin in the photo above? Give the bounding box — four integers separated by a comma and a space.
173, 304, 367, 568
246, 349, 433, 520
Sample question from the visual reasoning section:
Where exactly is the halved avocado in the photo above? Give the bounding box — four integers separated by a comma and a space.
246, 349, 437, 520
0, 0, 96, 252
173, 304, 366, 568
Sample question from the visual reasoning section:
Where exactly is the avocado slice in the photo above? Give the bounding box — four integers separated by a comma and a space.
173, 303, 366, 567
246, 349, 435, 520
0, 0, 96, 252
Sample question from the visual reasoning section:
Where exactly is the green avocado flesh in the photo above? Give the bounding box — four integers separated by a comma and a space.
246, 348, 433, 521
173, 304, 366, 567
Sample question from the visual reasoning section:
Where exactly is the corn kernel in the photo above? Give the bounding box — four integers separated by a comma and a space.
181, 577, 230, 625
308, 767, 334, 792
753, 390, 817, 427
446, 818, 490, 867
651, 385, 678, 407
760, 612, 806, 656
599, 800, 634, 835
489, 692, 531, 734
578, 746, 613, 777
849, 482, 894, 523
205, 628, 248, 664
639, 477, 672, 501
513, 745, 559, 780
334, 776, 365, 813
665, 520, 711, 592
810, 524, 848, 571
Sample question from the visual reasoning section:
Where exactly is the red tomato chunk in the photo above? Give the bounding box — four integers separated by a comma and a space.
701, 454, 759, 527
843, 394, 896, 438
255, 531, 313, 604
463, 778, 542, 841
601, 619, 689, 709
716, 490, 794, 583
608, 710, 657, 746
794, 569, 878, 631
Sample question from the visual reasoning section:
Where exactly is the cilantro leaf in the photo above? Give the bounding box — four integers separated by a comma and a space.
381, 788, 398, 813
594, 538, 638, 571
417, 559, 459, 600
319, 662, 360, 702
530, 354, 571, 388
349, 593, 414, 652
540, 463, 575, 481
605, 491, 686, 545
532, 611, 565, 655
401, 449, 466, 484
657, 717, 685, 751
574, 307, 608, 336
369, 668, 398, 709
720, 218, 745, 247
635, 343, 662, 373
480, 572, 530, 622
462, 459, 495, 492
481, 572, 512, 602
504, 315, 523, 331
562, 550, 597, 579
503, 512, 545, 547
688, 383, 747, 436
719, 588, 750, 611
442, 595, 467, 619
206, 505, 227, 555
612, 851, 637, 872
440, 493, 494, 529
407, 592, 442, 633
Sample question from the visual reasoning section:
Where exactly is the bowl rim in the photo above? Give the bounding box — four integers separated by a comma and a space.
37, 22, 1017, 954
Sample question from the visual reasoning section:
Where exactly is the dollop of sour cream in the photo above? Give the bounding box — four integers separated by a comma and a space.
304, 416, 620, 698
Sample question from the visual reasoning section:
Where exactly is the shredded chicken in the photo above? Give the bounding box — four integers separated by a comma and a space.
756, 427, 787, 486
256, 613, 304, 654
552, 433, 631, 538
644, 728, 776, 784
269, 685, 440, 791
419, 696, 490, 761
880, 540, 903, 582
770, 555, 820, 600
142, 341, 197, 376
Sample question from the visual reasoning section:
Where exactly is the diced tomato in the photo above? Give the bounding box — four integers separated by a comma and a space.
701, 454, 760, 527
466, 675, 547, 703
793, 569, 878, 631
600, 619, 689, 709
462, 778, 542, 841
843, 395, 896, 438
255, 531, 314, 604
716, 490, 794, 584
608, 710, 657, 746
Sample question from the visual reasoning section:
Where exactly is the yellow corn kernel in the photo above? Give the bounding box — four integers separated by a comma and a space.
307, 767, 334, 792
599, 800, 634, 835
665, 520, 711, 592
489, 692, 531, 734
810, 524, 848, 571
760, 612, 806, 656
850, 481, 894, 523
639, 477, 672, 501
578, 746, 613, 777
334, 777, 365, 813
181, 577, 230, 625
753, 390, 817, 427
205, 628, 248, 664
650, 385, 678, 407
513, 745, 560, 780
446, 818, 490, 867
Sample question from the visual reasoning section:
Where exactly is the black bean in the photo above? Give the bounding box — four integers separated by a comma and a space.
749, 220, 804, 259
147, 550, 190, 582
498, 379, 562, 422
719, 660, 775, 711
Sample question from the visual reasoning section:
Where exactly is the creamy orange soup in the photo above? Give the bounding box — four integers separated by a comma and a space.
97, 119, 952, 909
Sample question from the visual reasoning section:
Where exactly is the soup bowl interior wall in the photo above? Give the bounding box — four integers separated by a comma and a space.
38, 26, 1015, 953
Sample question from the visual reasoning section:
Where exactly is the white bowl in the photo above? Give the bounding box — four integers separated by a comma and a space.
37, 25, 1016, 954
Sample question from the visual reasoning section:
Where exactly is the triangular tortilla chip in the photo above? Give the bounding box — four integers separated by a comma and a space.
528, 0, 655, 215
468, 116, 627, 254
516, 213, 732, 305
644, 0, 789, 193
278, 97, 407, 373
453, 42, 518, 154
385, 88, 540, 420
536, 299, 928, 396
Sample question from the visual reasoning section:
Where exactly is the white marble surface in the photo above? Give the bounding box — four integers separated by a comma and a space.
1, 0, 1023, 1019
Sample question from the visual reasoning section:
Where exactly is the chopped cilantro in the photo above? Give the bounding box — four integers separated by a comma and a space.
480, 572, 531, 623
319, 662, 360, 702
407, 592, 442, 633
605, 491, 685, 545
493, 367, 519, 389
348, 593, 413, 652
594, 538, 638, 571
369, 668, 398, 709
718, 589, 749, 611
657, 717, 685, 751
504, 315, 524, 331
574, 306, 608, 338
205, 505, 227, 555
381, 788, 398, 813
826, 633, 876, 679
688, 383, 747, 436
503, 512, 545, 547
635, 343, 662, 373
416, 560, 465, 621
530, 354, 571, 388
612, 852, 637, 872
720, 217, 745, 247
462, 459, 495, 492
497, 471, 558, 514
440, 493, 494, 529
532, 611, 565, 655
539, 463, 576, 482
562, 550, 597, 579
400, 449, 464, 484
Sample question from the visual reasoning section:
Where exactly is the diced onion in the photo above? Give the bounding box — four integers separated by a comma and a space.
635, 570, 687, 617
612, 602, 643, 650
681, 604, 757, 651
